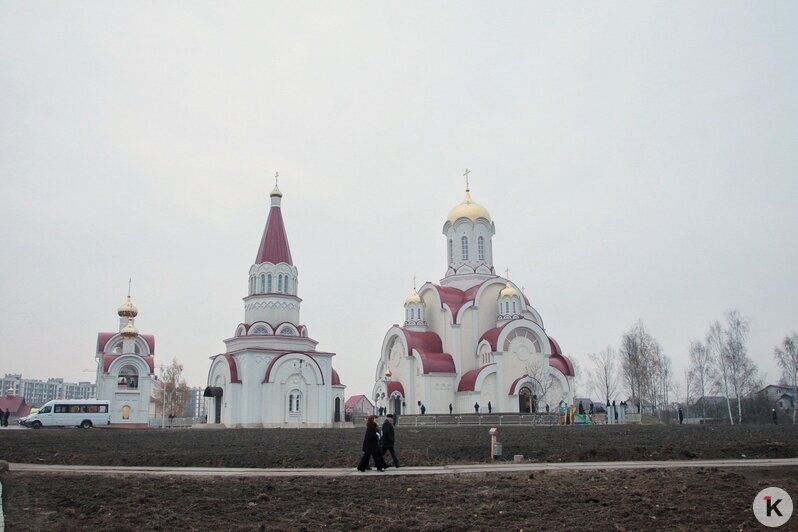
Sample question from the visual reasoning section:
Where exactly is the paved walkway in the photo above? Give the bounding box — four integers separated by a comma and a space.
10, 458, 798, 478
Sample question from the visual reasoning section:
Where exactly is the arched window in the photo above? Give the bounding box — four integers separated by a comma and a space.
478, 236, 485, 260
289, 394, 294, 412
278, 274, 284, 292
259, 274, 266, 293
461, 236, 469, 260
285, 277, 290, 294
118, 365, 138, 389
410, 308, 415, 320
267, 274, 272, 292
448, 239, 453, 263
249, 276, 254, 295
512, 301, 517, 313
295, 394, 301, 412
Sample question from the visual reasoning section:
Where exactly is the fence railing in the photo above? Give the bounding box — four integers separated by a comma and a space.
147, 416, 202, 428
353, 413, 560, 427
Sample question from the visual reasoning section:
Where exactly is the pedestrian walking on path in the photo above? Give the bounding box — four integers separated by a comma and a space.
357, 415, 387, 472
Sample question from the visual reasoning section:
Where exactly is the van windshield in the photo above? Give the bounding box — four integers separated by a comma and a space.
39, 406, 52, 414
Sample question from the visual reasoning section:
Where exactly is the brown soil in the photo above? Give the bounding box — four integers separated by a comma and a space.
2, 424, 797, 468
3, 467, 798, 531
2, 424, 798, 530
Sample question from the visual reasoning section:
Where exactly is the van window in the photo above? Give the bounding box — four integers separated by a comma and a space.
39, 406, 52, 414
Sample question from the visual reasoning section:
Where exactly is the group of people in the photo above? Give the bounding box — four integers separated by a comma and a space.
357, 414, 400, 472
0, 408, 11, 427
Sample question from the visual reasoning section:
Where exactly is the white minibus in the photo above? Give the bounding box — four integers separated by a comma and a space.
23, 399, 111, 429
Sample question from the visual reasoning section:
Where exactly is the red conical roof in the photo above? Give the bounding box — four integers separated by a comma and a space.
255, 202, 293, 265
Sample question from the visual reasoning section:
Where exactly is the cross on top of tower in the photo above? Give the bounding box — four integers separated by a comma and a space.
413, 275, 417, 290
504, 268, 510, 279
275, 171, 279, 186
463, 168, 471, 192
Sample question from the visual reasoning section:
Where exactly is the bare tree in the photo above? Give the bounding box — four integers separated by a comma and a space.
589, 346, 620, 406
154, 357, 191, 419
682, 368, 693, 419
709, 310, 760, 424
688, 340, 714, 419
619, 320, 660, 413
525, 357, 556, 411
774, 332, 798, 424
706, 319, 734, 424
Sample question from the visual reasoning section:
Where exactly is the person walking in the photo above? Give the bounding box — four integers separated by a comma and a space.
488, 401, 492, 414
772, 408, 778, 425
678, 407, 684, 424
474, 402, 479, 413
3, 408, 9, 427
381, 414, 400, 468
357, 415, 387, 472
420, 404, 426, 415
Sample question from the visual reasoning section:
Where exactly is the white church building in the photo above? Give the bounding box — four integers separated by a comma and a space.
95, 294, 157, 426
373, 182, 575, 415
204, 182, 346, 427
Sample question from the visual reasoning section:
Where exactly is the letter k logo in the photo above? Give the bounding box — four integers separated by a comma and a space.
764, 495, 783, 517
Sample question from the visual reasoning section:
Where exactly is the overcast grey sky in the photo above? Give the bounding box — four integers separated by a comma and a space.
1, 2, 796, 399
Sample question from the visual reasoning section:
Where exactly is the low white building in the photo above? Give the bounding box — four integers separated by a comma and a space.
94, 295, 156, 426
205, 182, 346, 427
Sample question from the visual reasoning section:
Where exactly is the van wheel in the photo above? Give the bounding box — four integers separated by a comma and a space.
81, 420, 93, 429
32, 421, 42, 429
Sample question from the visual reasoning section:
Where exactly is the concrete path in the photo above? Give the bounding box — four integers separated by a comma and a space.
10, 458, 798, 478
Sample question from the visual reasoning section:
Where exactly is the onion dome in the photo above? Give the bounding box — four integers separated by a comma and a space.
270, 183, 283, 197
385, 369, 393, 379
118, 295, 138, 318
405, 289, 423, 305
121, 319, 139, 339
447, 190, 492, 225
499, 282, 519, 298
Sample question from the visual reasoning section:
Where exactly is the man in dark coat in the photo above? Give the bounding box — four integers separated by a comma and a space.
381, 414, 400, 468
357, 415, 388, 472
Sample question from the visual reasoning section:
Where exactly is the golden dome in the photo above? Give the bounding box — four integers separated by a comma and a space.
405, 290, 423, 305
120, 319, 139, 339
117, 295, 138, 318
446, 190, 492, 225
270, 184, 283, 197
499, 282, 519, 298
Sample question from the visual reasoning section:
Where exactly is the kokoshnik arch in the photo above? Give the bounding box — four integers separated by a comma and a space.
373, 180, 575, 415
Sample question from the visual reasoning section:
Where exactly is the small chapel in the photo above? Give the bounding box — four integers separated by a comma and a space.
95, 293, 157, 426
204, 180, 346, 427
372, 178, 575, 415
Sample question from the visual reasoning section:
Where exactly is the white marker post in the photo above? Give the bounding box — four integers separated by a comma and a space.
489, 427, 499, 462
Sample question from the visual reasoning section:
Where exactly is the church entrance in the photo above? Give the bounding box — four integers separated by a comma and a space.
393, 396, 402, 415
203, 386, 224, 423
519, 386, 532, 413
334, 397, 341, 422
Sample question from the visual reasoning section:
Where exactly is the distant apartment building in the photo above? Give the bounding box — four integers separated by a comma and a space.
0, 374, 96, 407
184, 387, 207, 419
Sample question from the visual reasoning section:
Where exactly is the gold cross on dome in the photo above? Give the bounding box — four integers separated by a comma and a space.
413, 275, 417, 290
504, 268, 510, 279
274, 171, 279, 186
463, 168, 471, 191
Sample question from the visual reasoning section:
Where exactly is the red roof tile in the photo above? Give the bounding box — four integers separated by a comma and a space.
255, 204, 293, 265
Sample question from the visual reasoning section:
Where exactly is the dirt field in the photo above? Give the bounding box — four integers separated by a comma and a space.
3, 467, 798, 531
2, 424, 798, 530
2, 424, 797, 467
